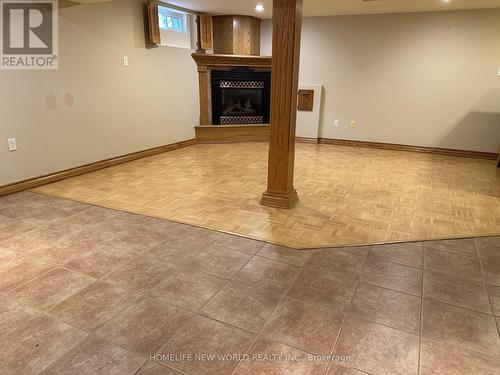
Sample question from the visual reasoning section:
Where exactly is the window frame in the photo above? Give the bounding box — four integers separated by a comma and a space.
158, 7, 188, 34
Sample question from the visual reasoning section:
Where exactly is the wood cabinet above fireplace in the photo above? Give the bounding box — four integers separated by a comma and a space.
212, 15, 261, 56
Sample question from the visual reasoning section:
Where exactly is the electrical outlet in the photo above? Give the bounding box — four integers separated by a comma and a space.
350, 120, 356, 128
7, 138, 17, 152
123, 56, 129, 66
333, 120, 340, 127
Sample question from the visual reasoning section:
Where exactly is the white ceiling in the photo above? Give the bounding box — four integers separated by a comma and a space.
167, 0, 500, 18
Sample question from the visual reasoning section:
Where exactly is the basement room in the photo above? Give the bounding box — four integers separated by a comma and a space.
1, 0, 500, 374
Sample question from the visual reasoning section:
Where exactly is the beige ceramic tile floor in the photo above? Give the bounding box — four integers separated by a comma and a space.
32, 143, 500, 249
1, 192, 500, 374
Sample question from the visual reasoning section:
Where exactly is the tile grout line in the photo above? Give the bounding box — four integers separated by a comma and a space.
474, 239, 500, 342
3, 195, 500, 373
421, 296, 494, 317
145, 242, 267, 374
7, 235, 318, 371
423, 240, 481, 261
1, 236, 248, 375
135, 245, 365, 363
195, 242, 266, 314
346, 313, 420, 337
229, 248, 318, 375
41, 269, 500, 374
253, 249, 314, 267
417, 243, 425, 375
36, 312, 184, 375
358, 279, 422, 298
91, 236, 246, 373
324, 245, 372, 375
132, 361, 150, 375
5, 234, 500, 334
41, 288, 500, 375
47, 290, 143, 336
2, 247, 207, 334
351, 260, 500, 317
419, 331, 500, 360
37, 332, 99, 375
6, 237, 454, 373
418, 241, 500, 360
148, 244, 393, 363
134, 358, 187, 375
367, 257, 423, 271
0, 266, 81, 299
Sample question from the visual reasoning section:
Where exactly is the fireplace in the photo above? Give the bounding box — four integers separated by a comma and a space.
211, 68, 271, 125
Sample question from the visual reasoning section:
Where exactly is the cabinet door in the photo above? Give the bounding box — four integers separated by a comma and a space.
147, 1, 160, 46
297, 90, 315, 111
198, 15, 213, 50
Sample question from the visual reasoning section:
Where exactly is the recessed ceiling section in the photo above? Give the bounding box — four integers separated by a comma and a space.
166, 0, 500, 18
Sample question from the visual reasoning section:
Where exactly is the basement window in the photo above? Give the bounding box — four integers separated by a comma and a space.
159, 7, 186, 33
157, 5, 195, 49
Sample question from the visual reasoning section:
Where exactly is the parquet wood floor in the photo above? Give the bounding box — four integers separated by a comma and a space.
33, 143, 500, 248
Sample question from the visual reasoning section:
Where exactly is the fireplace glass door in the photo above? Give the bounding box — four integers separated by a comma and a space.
220, 87, 263, 124
211, 69, 271, 125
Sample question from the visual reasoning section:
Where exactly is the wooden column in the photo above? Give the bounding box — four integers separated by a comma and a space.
197, 65, 209, 126
260, 0, 303, 209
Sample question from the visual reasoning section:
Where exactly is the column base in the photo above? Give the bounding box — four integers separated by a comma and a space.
260, 189, 299, 209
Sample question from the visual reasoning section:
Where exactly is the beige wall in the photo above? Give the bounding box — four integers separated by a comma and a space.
262, 10, 500, 152
0, 0, 198, 186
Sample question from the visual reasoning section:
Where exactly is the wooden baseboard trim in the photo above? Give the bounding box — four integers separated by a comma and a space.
296, 137, 319, 144
0, 139, 197, 197
318, 138, 498, 160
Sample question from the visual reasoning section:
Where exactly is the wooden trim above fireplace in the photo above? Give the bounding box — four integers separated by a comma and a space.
192, 53, 271, 68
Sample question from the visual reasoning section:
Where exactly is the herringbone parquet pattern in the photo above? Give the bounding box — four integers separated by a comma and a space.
33, 143, 500, 248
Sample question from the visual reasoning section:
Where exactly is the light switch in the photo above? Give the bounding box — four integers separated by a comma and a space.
497, 67, 500, 77
123, 56, 129, 66
7, 138, 17, 152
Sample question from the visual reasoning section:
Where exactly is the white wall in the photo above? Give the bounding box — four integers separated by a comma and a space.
0, 0, 199, 186
262, 10, 500, 152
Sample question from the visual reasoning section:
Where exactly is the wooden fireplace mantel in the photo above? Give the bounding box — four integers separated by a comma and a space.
191, 53, 272, 68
